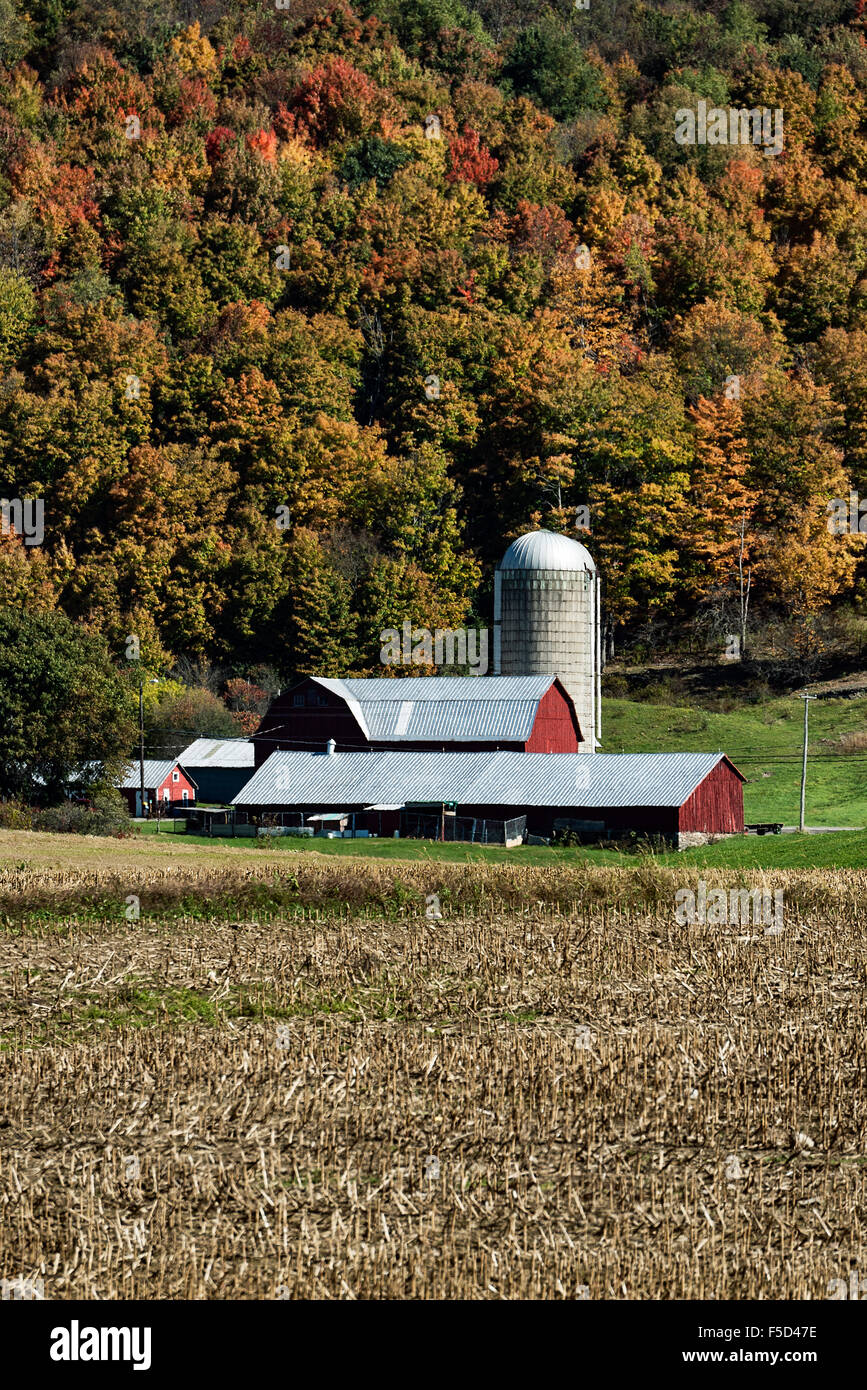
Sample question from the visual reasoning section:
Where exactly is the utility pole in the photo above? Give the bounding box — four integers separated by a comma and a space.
139, 672, 146, 819
799, 693, 817, 832
737, 510, 751, 660
137, 672, 159, 818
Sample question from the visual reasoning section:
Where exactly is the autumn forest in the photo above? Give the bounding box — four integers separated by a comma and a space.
2, 0, 867, 688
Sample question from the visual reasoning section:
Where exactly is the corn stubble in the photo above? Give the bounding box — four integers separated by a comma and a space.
0, 856, 864, 1299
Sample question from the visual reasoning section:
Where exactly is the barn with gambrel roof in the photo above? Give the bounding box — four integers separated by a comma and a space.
252, 675, 585, 765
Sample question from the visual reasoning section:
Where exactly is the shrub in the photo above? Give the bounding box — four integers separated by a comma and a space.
0, 799, 33, 829
602, 672, 629, 697
552, 827, 584, 847
0, 788, 130, 835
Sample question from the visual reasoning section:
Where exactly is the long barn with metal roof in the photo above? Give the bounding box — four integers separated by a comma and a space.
252, 674, 584, 764
233, 748, 744, 846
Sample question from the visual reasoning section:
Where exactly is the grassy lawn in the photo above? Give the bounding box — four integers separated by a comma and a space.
134, 819, 191, 835
122, 826, 867, 868
655, 828, 867, 868
604, 693, 867, 826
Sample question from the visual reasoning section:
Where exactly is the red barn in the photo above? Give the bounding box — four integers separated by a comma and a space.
253, 675, 583, 766
232, 749, 744, 848
117, 760, 198, 817
677, 757, 745, 839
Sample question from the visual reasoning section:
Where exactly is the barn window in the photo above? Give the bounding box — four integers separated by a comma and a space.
172, 771, 179, 782
293, 694, 304, 706
182, 790, 189, 802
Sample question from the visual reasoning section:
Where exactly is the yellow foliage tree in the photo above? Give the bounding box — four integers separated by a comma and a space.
684, 395, 757, 602
170, 22, 217, 78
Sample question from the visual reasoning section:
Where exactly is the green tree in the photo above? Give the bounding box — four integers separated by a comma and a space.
502, 15, 607, 122
339, 137, 415, 191
284, 528, 358, 677
0, 268, 36, 368
0, 608, 135, 802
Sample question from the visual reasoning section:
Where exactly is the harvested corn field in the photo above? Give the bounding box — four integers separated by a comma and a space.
0, 837, 865, 1299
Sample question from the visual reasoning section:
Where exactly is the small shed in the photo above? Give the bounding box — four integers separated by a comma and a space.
117, 761, 198, 817
306, 811, 355, 837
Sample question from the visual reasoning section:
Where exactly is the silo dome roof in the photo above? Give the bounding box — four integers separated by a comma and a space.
498, 529, 595, 573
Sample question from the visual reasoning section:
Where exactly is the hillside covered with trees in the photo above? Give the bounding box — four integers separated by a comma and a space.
2, 0, 867, 690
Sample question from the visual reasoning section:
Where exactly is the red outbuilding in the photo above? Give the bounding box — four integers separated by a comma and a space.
253, 675, 583, 766
117, 760, 198, 817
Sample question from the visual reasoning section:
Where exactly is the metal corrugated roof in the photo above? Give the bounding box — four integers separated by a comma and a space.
32, 761, 102, 787
233, 750, 734, 810
309, 676, 558, 742
179, 738, 256, 768
352, 698, 545, 741
332, 677, 555, 703
118, 760, 183, 790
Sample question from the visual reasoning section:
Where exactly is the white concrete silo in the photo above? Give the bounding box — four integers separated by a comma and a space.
493, 529, 601, 751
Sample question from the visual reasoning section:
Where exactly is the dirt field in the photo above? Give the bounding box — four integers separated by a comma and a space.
0, 834, 864, 1299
